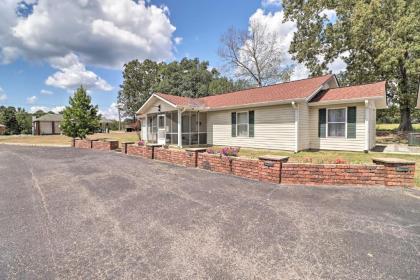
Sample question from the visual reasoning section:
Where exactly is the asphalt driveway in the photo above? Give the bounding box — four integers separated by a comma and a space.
0, 145, 419, 279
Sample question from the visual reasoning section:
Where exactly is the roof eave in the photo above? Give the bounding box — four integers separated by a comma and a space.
308, 96, 387, 108
136, 93, 179, 115
203, 98, 307, 112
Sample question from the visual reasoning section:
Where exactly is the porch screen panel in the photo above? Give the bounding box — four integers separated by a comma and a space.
199, 112, 207, 144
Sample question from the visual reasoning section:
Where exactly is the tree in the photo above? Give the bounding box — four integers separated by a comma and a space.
209, 77, 251, 95
0, 106, 18, 134
118, 59, 161, 119
61, 86, 100, 139
219, 21, 293, 87
282, 0, 420, 131
155, 58, 217, 98
15, 108, 32, 134
118, 58, 243, 116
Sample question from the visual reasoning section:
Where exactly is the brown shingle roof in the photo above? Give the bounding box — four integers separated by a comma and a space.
156, 75, 334, 109
310, 81, 386, 103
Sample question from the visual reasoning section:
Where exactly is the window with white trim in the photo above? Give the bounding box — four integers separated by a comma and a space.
327, 108, 346, 137
236, 112, 248, 136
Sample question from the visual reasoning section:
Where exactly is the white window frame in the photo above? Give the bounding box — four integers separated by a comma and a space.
236, 111, 249, 137
326, 107, 347, 138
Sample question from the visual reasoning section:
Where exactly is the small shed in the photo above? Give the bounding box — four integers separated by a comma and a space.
32, 114, 63, 135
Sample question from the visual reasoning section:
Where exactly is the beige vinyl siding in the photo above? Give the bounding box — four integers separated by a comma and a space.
309, 103, 366, 151
146, 99, 176, 114
207, 105, 296, 151
298, 103, 310, 150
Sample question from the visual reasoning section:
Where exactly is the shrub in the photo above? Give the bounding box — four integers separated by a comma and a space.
137, 140, 145, 146
206, 148, 217, 154
221, 146, 240, 157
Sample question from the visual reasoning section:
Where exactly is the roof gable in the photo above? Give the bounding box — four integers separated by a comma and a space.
309, 81, 386, 106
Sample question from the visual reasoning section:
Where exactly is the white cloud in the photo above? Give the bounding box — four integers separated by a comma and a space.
319, 9, 337, 22
40, 89, 54, 95
261, 0, 282, 7
29, 105, 65, 114
26, 95, 37, 104
45, 53, 113, 92
0, 87, 7, 101
99, 102, 119, 120
174, 37, 183, 45
1, 0, 176, 68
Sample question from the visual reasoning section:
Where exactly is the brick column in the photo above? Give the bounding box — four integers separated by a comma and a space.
122, 142, 134, 154
372, 158, 415, 187
258, 155, 289, 184
185, 148, 207, 167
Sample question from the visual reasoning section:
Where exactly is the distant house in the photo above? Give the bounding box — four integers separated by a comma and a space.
137, 74, 387, 152
32, 114, 63, 135
0, 124, 6, 135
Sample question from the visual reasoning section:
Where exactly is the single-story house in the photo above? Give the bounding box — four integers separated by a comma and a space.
137, 74, 387, 152
32, 114, 63, 135
0, 124, 6, 135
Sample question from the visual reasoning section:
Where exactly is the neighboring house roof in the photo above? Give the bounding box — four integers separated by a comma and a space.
33, 114, 63, 122
137, 75, 387, 114
0, 124, 6, 128
310, 81, 386, 103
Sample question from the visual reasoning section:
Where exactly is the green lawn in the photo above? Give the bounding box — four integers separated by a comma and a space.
376, 123, 420, 131
0, 132, 140, 147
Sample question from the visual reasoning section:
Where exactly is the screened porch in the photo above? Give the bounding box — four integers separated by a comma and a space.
145, 111, 207, 146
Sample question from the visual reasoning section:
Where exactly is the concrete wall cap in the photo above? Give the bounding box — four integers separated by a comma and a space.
258, 155, 289, 161
372, 157, 415, 164
185, 148, 207, 152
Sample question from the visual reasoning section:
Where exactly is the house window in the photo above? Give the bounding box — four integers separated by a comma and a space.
237, 112, 249, 137
327, 108, 346, 137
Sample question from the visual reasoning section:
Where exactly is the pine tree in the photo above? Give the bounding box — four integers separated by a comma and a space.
61, 86, 100, 139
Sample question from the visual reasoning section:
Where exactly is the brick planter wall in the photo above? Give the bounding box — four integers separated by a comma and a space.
92, 140, 119, 151
74, 139, 92, 149
197, 153, 233, 174
281, 163, 385, 186
231, 157, 259, 180
373, 158, 415, 187
126, 145, 153, 159
154, 148, 196, 167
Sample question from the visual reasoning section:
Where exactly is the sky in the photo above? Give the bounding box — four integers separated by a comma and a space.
0, 0, 344, 120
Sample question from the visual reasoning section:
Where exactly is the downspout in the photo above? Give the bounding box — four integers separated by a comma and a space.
292, 102, 299, 153
364, 100, 369, 152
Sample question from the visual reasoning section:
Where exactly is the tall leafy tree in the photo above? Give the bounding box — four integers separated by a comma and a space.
118, 57, 242, 116
118, 59, 161, 119
156, 58, 217, 98
282, 0, 420, 131
15, 108, 32, 134
61, 86, 100, 139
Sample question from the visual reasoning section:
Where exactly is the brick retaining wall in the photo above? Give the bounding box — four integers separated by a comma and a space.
74, 139, 92, 149
154, 148, 196, 167
281, 163, 385, 186
92, 140, 119, 151
74, 142, 415, 188
126, 145, 153, 159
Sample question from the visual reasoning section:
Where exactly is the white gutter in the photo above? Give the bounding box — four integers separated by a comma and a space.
308, 96, 384, 107
203, 98, 307, 112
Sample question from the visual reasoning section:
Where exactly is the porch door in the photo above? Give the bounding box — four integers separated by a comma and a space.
157, 114, 166, 145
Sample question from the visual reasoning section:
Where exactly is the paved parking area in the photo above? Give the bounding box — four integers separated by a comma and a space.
0, 145, 419, 279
